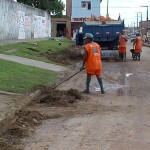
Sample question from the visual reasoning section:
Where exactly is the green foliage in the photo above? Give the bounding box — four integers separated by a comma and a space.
17, 0, 65, 16
0, 59, 58, 93
0, 39, 72, 63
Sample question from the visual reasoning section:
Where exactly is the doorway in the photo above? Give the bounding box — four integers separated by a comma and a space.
56, 22, 67, 37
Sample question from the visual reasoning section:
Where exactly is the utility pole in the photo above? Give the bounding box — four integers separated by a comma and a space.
137, 13, 139, 29
141, 6, 149, 34
134, 22, 135, 34
137, 12, 142, 35
106, 0, 109, 18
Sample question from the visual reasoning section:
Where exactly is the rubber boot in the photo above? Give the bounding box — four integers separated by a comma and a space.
138, 53, 141, 61
124, 53, 126, 62
97, 77, 105, 94
133, 54, 137, 60
83, 77, 91, 93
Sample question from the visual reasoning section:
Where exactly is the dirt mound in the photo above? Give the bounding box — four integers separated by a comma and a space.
39, 46, 83, 65
67, 89, 81, 99
0, 88, 82, 149
0, 109, 58, 150
36, 87, 82, 106
16, 110, 50, 127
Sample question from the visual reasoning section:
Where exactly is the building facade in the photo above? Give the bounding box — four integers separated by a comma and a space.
66, 0, 102, 37
72, 0, 101, 18
139, 20, 150, 35
67, 0, 102, 18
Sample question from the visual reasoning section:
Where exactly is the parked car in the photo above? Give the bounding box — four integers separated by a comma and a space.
130, 34, 136, 42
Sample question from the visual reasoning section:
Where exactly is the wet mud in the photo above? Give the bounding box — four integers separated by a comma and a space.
0, 88, 82, 150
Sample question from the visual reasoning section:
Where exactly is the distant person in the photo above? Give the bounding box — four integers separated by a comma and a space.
146, 32, 149, 43
80, 33, 105, 94
133, 33, 142, 61
119, 31, 128, 61
142, 34, 146, 43
64, 27, 69, 38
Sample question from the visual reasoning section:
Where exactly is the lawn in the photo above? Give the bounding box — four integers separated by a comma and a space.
0, 59, 58, 93
0, 39, 73, 63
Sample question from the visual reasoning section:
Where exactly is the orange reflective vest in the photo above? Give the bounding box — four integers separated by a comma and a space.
119, 35, 127, 48
84, 42, 102, 71
135, 36, 142, 53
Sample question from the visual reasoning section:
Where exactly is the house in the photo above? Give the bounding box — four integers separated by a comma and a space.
139, 20, 150, 35
66, 0, 102, 37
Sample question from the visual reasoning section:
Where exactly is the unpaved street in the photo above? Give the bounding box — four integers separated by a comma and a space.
1, 42, 150, 150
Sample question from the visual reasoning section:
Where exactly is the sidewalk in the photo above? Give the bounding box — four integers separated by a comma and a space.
0, 37, 66, 46
0, 38, 49, 46
143, 43, 150, 47
0, 54, 66, 72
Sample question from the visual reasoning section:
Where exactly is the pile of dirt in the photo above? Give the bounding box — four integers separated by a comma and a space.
0, 108, 59, 150
39, 46, 83, 65
16, 110, 51, 127
0, 88, 82, 150
35, 87, 82, 106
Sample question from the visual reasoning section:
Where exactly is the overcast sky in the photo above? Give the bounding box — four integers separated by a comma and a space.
62, 0, 149, 27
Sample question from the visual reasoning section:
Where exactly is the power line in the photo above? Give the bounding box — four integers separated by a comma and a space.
101, 6, 140, 8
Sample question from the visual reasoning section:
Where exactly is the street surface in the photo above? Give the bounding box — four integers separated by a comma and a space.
1, 42, 150, 150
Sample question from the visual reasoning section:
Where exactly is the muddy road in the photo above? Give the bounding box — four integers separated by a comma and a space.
1, 42, 150, 150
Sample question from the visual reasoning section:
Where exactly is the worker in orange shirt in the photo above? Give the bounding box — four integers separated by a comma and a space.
133, 33, 142, 61
80, 33, 105, 94
119, 31, 128, 61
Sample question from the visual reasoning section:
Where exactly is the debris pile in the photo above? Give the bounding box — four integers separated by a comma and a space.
36, 87, 81, 106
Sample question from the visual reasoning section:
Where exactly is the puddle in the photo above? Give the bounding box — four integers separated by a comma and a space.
125, 73, 133, 78
95, 84, 127, 91
94, 83, 128, 96
95, 87, 101, 92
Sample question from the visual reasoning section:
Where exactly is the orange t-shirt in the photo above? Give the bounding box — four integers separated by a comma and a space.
119, 35, 127, 47
84, 42, 102, 71
119, 35, 127, 53
135, 36, 142, 53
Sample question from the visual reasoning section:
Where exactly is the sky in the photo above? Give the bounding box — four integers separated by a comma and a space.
62, 0, 149, 27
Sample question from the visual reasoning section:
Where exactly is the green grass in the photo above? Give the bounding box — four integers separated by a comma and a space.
0, 39, 73, 63
0, 59, 58, 93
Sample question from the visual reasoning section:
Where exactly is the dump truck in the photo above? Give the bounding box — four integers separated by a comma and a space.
76, 17, 125, 58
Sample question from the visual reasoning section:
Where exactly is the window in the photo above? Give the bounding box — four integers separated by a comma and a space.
81, 1, 91, 10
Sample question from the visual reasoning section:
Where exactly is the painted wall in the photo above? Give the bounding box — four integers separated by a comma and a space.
72, 0, 101, 18
0, 0, 51, 40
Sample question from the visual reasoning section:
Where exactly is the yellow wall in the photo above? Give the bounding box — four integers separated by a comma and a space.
51, 17, 71, 38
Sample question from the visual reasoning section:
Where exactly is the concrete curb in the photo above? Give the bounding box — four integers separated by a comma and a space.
0, 90, 42, 133
143, 44, 150, 47
0, 91, 21, 96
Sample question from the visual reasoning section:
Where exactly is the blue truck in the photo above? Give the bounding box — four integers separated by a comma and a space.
76, 20, 125, 58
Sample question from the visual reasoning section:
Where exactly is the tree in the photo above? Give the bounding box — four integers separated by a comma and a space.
17, 0, 65, 16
